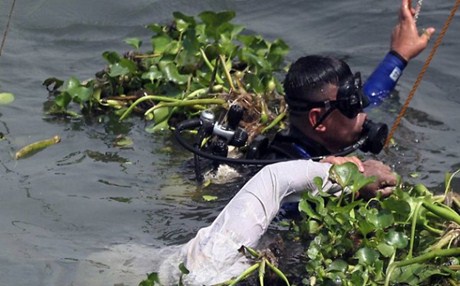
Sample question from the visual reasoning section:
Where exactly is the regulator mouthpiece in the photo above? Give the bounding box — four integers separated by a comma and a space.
359, 119, 388, 154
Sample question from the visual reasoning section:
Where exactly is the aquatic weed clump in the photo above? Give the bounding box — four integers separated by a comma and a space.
43, 11, 290, 137
288, 164, 460, 285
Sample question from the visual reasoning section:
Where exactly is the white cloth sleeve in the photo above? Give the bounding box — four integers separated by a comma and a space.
159, 160, 336, 285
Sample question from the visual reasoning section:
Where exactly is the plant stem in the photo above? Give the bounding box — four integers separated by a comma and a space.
266, 260, 290, 286
444, 168, 460, 197
119, 95, 180, 121
219, 54, 236, 91
144, 98, 226, 117
384, 248, 460, 286
228, 262, 260, 286
200, 48, 224, 85
261, 111, 286, 134
422, 201, 460, 225
408, 202, 423, 259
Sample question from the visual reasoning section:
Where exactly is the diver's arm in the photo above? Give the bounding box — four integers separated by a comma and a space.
363, 0, 434, 105
171, 160, 334, 285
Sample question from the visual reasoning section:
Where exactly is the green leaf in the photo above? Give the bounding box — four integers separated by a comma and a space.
159, 62, 189, 85
244, 73, 264, 94
299, 198, 320, 220
0, 92, 15, 105
142, 65, 163, 83
376, 243, 395, 257
199, 11, 236, 40
64, 76, 81, 90
382, 197, 412, 222
355, 247, 379, 266
109, 58, 137, 77
54, 92, 72, 108
367, 209, 394, 229
146, 23, 164, 34
139, 272, 160, 286
151, 34, 172, 54
124, 37, 142, 49
145, 118, 170, 133
114, 136, 133, 148
327, 259, 348, 272
102, 51, 121, 64
173, 12, 196, 30
178, 262, 190, 274
329, 162, 359, 188
357, 219, 375, 237
384, 230, 408, 249
202, 195, 218, 201
67, 85, 93, 104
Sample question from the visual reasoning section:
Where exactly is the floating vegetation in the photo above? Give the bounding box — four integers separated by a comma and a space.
43, 11, 290, 140
14, 135, 61, 160
0, 92, 15, 105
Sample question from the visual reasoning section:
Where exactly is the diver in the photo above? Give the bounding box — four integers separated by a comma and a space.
175, 0, 435, 180
174, 0, 435, 178
247, 0, 435, 163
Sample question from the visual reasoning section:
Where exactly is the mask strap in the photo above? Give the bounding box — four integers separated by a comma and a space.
312, 101, 336, 129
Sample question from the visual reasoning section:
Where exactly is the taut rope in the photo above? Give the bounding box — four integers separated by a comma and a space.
385, 0, 460, 147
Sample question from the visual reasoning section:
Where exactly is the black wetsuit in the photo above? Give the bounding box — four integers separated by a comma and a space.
248, 125, 330, 161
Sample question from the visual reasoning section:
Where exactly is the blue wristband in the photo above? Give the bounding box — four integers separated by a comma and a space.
363, 51, 407, 106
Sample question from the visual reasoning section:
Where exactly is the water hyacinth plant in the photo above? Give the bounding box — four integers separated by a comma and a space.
43, 11, 289, 136
139, 164, 460, 285
290, 163, 460, 286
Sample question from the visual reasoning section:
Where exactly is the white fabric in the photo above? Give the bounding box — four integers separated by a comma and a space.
159, 160, 336, 285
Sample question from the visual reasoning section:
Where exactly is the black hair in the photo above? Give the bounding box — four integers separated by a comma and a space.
283, 55, 353, 103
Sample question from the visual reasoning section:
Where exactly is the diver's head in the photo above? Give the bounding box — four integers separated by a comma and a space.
284, 55, 384, 154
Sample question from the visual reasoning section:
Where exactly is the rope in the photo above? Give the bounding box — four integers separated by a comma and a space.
0, 0, 16, 57
385, 0, 460, 147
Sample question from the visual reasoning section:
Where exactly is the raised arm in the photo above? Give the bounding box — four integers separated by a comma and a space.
363, 0, 435, 104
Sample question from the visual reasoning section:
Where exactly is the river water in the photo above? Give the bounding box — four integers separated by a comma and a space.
0, 0, 459, 285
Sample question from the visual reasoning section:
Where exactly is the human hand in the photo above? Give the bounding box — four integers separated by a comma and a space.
391, 0, 435, 61
320, 155, 364, 172
358, 160, 398, 200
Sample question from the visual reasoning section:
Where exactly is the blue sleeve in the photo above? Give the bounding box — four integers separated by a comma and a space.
362, 51, 408, 106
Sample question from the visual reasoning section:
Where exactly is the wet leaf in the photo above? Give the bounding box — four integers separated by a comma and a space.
159, 62, 189, 85
366, 208, 394, 229
376, 243, 395, 257
355, 247, 379, 266
124, 37, 142, 49
0, 92, 15, 105
151, 34, 172, 54
202, 195, 218, 201
384, 230, 408, 249
299, 198, 320, 220
113, 136, 133, 148
109, 59, 137, 77
330, 162, 359, 188
67, 85, 93, 103
145, 119, 169, 133
142, 66, 163, 83
102, 51, 121, 64
139, 272, 160, 286
327, 259, 348, 272
54, 92, 72, 108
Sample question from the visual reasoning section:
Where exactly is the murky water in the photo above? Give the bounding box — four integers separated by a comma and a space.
1, 0, 459, 285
